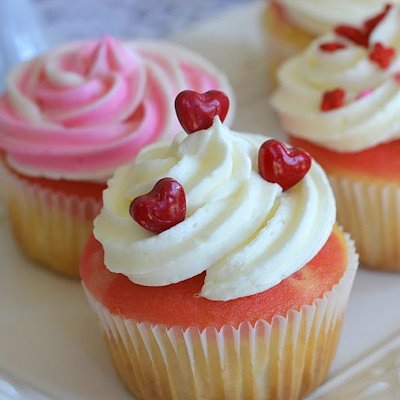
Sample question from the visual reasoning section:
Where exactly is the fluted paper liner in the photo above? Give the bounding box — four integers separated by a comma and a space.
0, 164, 101, 278
83, 233, 358, 400
330, 175, 400, 271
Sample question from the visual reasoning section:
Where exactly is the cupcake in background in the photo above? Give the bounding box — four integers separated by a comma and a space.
265, 0, 400, 87
81, 90, 358, 400
0, 35, 234, 278
272, 5, 400, 271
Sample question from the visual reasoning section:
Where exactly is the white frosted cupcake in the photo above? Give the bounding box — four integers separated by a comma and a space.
81, 90, 358, 400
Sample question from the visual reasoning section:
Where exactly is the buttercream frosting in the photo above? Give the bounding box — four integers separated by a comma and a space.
94, 118, 336, 301
274, 0, 400, 36
0, 36, 233, 181
271, 6, 400, 153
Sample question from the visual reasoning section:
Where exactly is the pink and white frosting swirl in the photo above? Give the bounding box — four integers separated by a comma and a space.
0, 36, 233, 181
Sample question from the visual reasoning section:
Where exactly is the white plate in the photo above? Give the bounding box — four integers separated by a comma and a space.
0, 1, 400, 399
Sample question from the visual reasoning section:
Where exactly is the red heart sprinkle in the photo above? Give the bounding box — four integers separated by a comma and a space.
258, 140, 312, 191
321, 88, 346, 112
334, 5, 391, 49
129, 178, 186, 234
369, 42, 395, 69
319, 42, 347, 52
364, 4, 392, 36
175, 90, 229, 134
334, 25, 369, 47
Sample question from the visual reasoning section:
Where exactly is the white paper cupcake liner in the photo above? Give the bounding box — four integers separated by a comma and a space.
330, 175, 400, 271
83, 232, 358, 400
0, 163, 101, 277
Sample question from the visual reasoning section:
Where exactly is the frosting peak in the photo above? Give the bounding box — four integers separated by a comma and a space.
0, 37, 233, 181
94, 120, 336, 301
84, 35, 140, 77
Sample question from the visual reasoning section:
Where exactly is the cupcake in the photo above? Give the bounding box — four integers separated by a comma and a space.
0, 36, 233, 278
271, 5, 400, 271
81, 90, 358, 399
265, 0, 400, 86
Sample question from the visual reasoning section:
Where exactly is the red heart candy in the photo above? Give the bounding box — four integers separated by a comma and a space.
319, 41, 347, 53
334, 25, 369, 47
363, 4, 392, 36
258, 140, 312, 191
369, 42, 395, 69
129, 178, 186, 234
175, 90, 229, 134
321, 88, 346, 112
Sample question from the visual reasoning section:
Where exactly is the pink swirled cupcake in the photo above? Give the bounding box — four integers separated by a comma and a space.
0, 35, 234, 278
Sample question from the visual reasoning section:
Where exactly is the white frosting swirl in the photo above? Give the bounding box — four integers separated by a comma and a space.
94, 118, 335, 301
274, 0, 400, 36
271, 6, 400, 152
